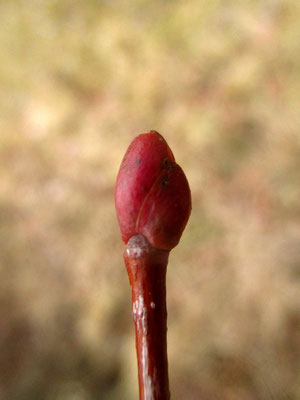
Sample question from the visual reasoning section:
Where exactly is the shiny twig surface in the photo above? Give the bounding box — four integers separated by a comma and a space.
124, 235, 170, 400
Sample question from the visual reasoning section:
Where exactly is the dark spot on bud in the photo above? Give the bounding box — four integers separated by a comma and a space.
163, 158, 170, 168
162, 177, 169, 186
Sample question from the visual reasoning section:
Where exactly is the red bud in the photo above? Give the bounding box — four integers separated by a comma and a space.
115, 130, 191, 250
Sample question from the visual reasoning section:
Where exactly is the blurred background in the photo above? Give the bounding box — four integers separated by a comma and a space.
1, 0, 300, 399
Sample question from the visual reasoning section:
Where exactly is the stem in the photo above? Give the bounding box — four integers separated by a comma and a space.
124, 234, 170, 400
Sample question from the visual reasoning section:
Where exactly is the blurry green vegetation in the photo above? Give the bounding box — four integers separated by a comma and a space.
1, 0, 300, 399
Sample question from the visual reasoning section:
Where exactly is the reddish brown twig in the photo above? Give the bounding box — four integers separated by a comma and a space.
124, 234, 170, 400
115, 131, 191, 399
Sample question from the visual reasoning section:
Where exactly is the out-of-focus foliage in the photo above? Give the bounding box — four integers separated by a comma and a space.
1, 1, 300, 399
